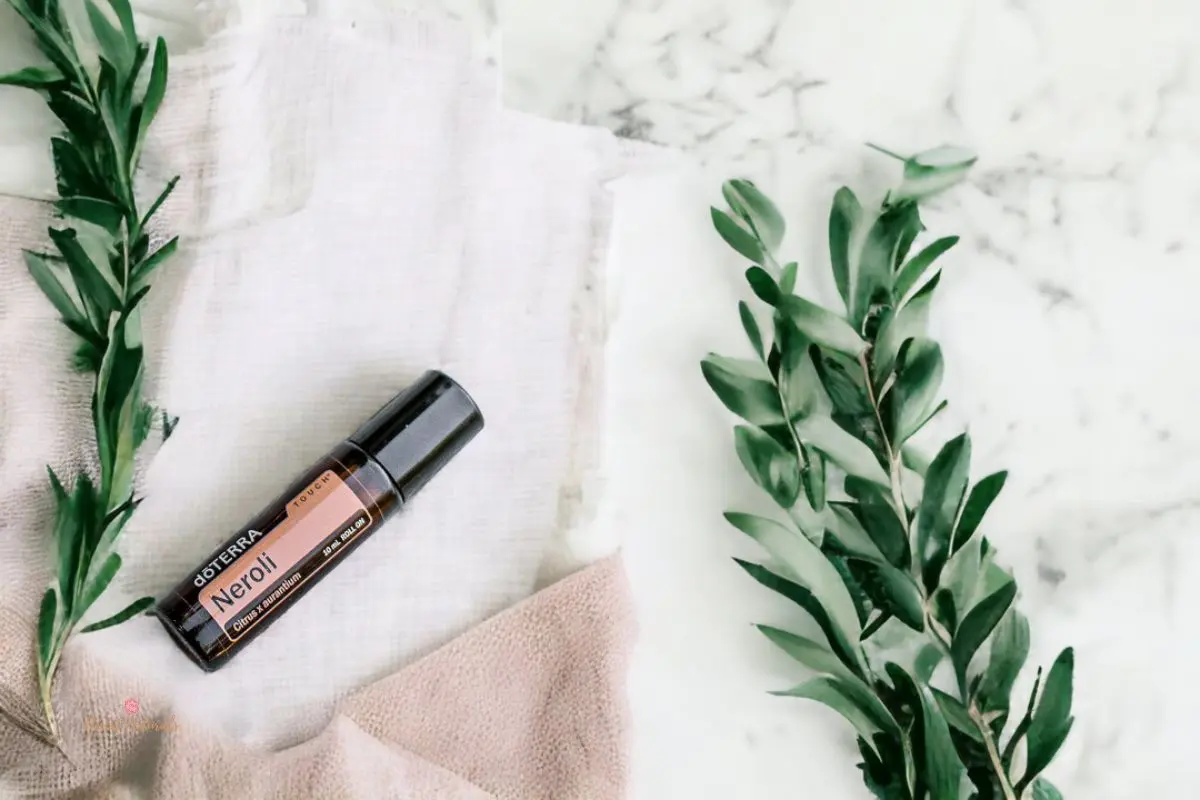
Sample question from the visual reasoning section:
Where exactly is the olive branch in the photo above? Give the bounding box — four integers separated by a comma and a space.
2, 0, 177, 743
703, 148, 1074, 800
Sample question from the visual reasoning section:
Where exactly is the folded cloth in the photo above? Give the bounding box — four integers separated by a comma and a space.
0, 10, 648, 796
0, 555, 633, 798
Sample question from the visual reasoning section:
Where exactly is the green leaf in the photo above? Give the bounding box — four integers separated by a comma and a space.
757, 624, 858, 684
47, 227, 120, 321
739, 301, 765, 360
887, 663, 967, 800
914, 643, 943, 683
825, 503, 886, 561
1032, 777, 1064, 800
794, 415, 889, 487
778, 295, 865, 357
86, 0, 132, 76
978, 610, 1030, 716
37, 588, 58, 672
828, 187, 860, 311
712, 207, 765, 264
723, 179, 784, 252
779, 261, 798, 294
140, 175, 180, 228
774, 676, 899, 747
951, 578, 1016, 692
776, 319, 818, 419
851, 202, 921, 327
930, 687, 984, 743
734, 559, 862, 675
801, 445, 825, 512
57, 196, 124, 233
80, 595, 153, 633
701, 354, 784, 425
1020, 648, 1075, 790
932, 588, 957, 637
132, 37, 168, 168
106, 0, 137, 45
894, 145, 977, 203
78, 552, 122, 617
130, 236, 178, 293
51, 137, 100, 199
734, 425, 801, 508
892, 338, 944, 443
941, 536, 982, 622
953, 471, 1008, 554
24, 251, 86, 329
812, 351, 869, 415
846, 558, 924, 632
894, 236, 958, 302
727, 515, 862, 652
746, 266, 781, 306
916, 683, 968, 800
916, 433, 971, 590
844, 479, 909, 569
0, 65, 65, 89
872, 272, 940, 383
1003, 666, 1042, 772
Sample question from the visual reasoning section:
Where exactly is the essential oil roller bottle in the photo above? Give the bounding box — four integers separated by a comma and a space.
154, 370, 483, 671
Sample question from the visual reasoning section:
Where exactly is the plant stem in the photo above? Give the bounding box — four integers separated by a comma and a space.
858, 348, 1021, 798
972, 705, 1020, 800
856, 352, 908, 529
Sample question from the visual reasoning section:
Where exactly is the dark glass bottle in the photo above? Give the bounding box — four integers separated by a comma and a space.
154, 371, 483, 671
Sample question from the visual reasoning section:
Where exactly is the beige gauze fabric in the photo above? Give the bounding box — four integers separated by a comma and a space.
0, 12, 643, 798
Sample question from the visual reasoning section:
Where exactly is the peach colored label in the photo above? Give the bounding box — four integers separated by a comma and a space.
199, 471, 372, 635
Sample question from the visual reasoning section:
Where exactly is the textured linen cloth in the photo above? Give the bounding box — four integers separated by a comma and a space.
0, 11, 642, 797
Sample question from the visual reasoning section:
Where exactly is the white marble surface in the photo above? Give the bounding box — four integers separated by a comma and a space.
3, 1, 1199, 797
486, 2, 1200, 797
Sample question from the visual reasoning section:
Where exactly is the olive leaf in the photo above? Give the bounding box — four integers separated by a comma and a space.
846, 557, 924, 632
739, 301, 765, 360
891, 337, 945, 443
1017, 648, 1075, 793
701, 354, 784, 425
723, 179, 785, 253
950, 578, 1016, 693
872, 271, 940, 383
774, 676, 900, 755
894, 235, 958, 302
726, 513, 863, 656
0, 64, 66, 88
779, 294, 866, 356
734, 425, 801, 508
757, 624, 859, 685
712, 207, 765, 264
893, 145, 978, 203
736, 559, 862, 676
794, 415, 889, 487
978, 610, 1030, 718
828, 187, 861, 310
953, 471, 1008, 554
916, 433, 971, 591
1033, 778, 1065, 800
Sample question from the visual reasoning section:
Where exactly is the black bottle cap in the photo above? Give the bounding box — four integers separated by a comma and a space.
349, 371, 484, 502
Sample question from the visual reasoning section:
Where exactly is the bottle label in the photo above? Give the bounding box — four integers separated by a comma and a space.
198, 470, 374, 640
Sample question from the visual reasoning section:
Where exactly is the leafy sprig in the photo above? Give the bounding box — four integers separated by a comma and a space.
703, 148, 1074, 799
2, 0, 177, 743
